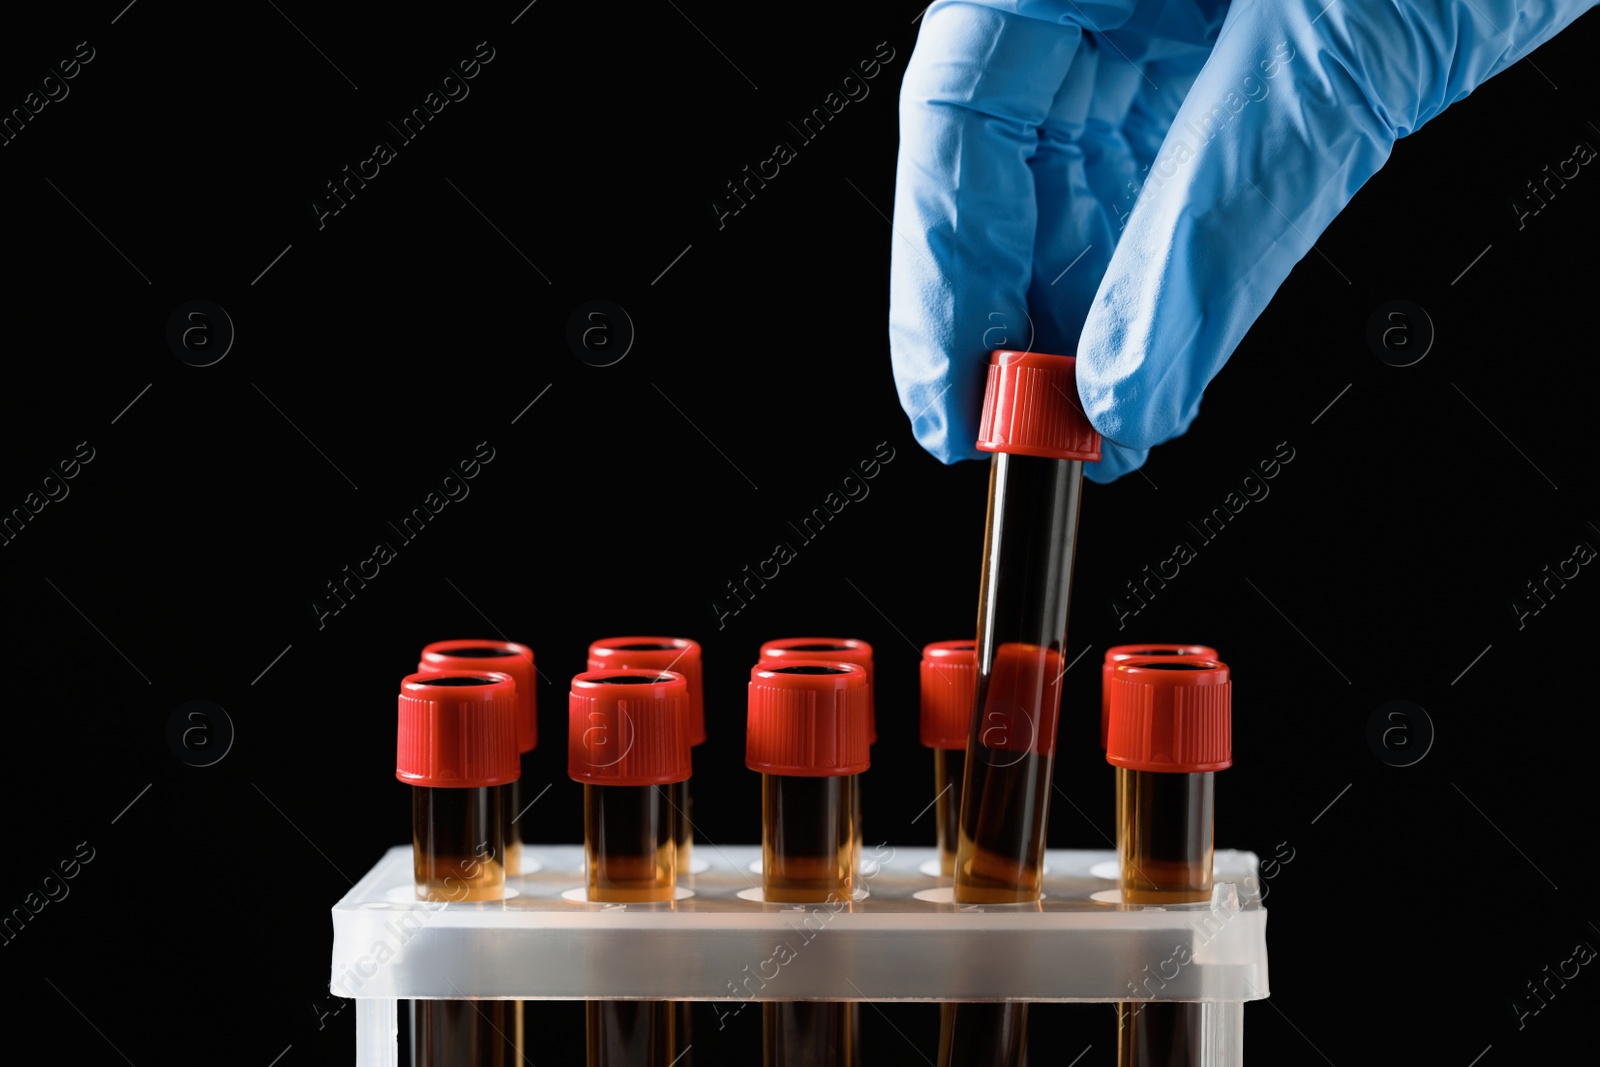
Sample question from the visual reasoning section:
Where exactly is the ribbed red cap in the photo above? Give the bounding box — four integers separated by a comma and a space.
759, 637, 876, 744
419, 639, 537, 754
568, 670, 692, 786
1101, 644, 1218, 748
396, 671, 521, 787
920, 640, 976, 749
975, 351, 1102, 460
588, 637, 706, 747
747, 662, 870, 776
976, 642, 1063, 756
1106, 658, 1232, 773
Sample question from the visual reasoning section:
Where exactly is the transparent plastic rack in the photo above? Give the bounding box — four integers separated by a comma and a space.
331, 844, 1269, 1066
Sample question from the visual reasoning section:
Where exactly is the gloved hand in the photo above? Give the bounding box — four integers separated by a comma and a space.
890, 0, 1596, 482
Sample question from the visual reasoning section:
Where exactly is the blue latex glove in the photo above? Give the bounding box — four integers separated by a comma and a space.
890, 0, 1596, 482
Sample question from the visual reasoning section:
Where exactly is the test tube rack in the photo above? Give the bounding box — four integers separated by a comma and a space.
331, 842, 1269, 1065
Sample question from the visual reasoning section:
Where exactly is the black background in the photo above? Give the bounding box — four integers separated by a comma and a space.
5, 2, 1600, 1064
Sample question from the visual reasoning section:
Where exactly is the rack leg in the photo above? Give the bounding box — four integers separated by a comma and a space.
355, 999, 399, 1067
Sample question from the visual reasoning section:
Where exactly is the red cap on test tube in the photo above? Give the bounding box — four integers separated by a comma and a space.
975, 351, 1102, 461
759, 637, 876, 744
920, 640, 976, 750
567, 670, 691, 786
587, 637, 706, 747
419, 639, 537, 754
1105, 658, 1232, 773
746, 662, 871, 777
396, 671, 521, 787
1101, 644, 1219, 748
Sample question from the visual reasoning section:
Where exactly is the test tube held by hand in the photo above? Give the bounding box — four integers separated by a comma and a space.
956, 351, 1100, 906
940, 351, 1100, 1067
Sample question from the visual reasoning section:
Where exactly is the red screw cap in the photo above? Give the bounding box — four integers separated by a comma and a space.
747, 662, 870, 777
976, 642, 1064, 757
588, 637, 706, 747
1101, 644, 1219, 749
1106, 658, 1232, 773
568, 670, 692, 786
419, 639, 538, 754
920, 640, 976, 750
759, 637, 876, 744
396, 671, 521, 788
975, 351, 1102, 461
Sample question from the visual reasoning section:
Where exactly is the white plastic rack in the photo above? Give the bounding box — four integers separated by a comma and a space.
330, 843, 1269, 1065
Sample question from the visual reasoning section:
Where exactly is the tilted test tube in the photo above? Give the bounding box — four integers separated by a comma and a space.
940, 350, 1101, 1067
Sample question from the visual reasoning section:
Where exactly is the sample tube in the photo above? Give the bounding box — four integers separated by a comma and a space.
418, 641, 537, 1067
758, 637, 875, 878
747, 661, 870, 1066
569, 669, 692, 1067
955, 351, 1100, 906
1100, 645, 1217, 749
587, 637, 706, 1065
418, 640, 539, 876
587, 638, 706, 870
937, 1003, 1028, 1067
940, 351, 1101, 1067
1105, 658, 1232, 1066
919, 641, 976, 876
396, 670, 521, 1067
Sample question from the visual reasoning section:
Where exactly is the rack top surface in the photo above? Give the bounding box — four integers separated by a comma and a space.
330, 844, 1269, 1002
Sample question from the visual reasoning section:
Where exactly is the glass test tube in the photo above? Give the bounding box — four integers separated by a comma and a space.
397, 670, 521, 1067
418, 641, 538, 877
1099, 645, 1216, 750
758, 637, 875, 879
1105, 658, 1232, 1067
587, 637, 706, 1066
937, 1002, 1029, 1067
418, 642, 537, 1067
569, 669, 692, 1067
758, 639, 874, 1062
941, 351, 1102, 1067
747, 662, 871, 1066
919, 641, 976, 876
587, 638, 706, 871
956, 351, 1100, 904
